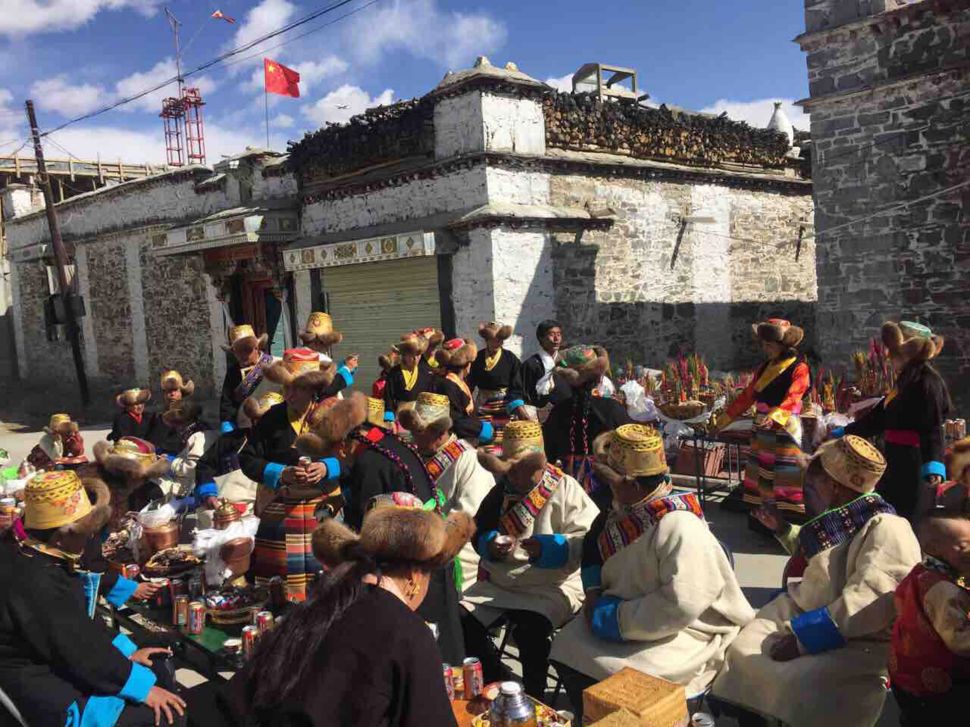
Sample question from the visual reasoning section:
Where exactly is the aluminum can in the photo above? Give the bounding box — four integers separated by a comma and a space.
298, 456, 312, 468
462, 657, 484, 699
169, 578, 187, 600
152, 578, 170, 608
173, 595, 189, 627
187, 572, 204, 599
188, 601, 205, 634
691, 713, 716, 727
241, 625, 259, 659
442, 664, 455, 700
122, 563, 140, 580
255, 610, 274, 634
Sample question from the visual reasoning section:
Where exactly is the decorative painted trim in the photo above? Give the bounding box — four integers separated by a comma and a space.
283, 231, 436, 272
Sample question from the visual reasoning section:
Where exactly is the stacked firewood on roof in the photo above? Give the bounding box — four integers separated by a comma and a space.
288, 97, 435, 183
543, 92, 790, 169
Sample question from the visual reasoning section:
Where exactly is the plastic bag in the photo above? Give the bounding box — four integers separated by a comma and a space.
138, 502, 178, 529
193, 517, 260, 586
620, 381, 660, 422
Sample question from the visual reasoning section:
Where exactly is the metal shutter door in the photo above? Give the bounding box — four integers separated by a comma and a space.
323, 256, 441, 392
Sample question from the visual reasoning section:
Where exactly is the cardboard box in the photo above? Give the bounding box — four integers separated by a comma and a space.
583, 668, 688, 726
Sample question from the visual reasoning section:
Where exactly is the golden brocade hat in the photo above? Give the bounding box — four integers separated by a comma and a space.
299, 311, 343, 347
243, 390, 285, 421
603, 424, 667, 477
816, 435, 887, 493
46, 413, 78, 436
366, 397, 387, 428
160, 369, 195, 396
500, 420, 544, 461
24, 470, 94, 531
224, 324, 268, 352
398, 392, 452, 434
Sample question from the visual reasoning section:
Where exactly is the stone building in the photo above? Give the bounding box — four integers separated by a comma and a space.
5, 58, 815, 396
797, 0, 970, 409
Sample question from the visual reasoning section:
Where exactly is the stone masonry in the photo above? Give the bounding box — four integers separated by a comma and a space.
798, 0, 970, 410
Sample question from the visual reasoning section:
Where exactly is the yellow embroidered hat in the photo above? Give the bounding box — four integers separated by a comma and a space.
242, 390, 285, 421
501, 420, 544, 461
160, 369, 195, 396
603, 424, 667, 477
817, 435, 887, 493
366, 397, 387, 428
224, 324, 268, 352
23, 470, 94, 531
299, 311, 343, 348
398, 392, 451, 434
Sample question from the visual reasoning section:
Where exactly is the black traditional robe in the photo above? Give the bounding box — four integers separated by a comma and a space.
108, 411, 157, 443
0, 542, 157, 726
512, 353, 571, 409
384, 362, 438, 413
341, 425, 465, 664
238, 403, 302, 489
468, 348, 522, 404
435, 375, 492, 444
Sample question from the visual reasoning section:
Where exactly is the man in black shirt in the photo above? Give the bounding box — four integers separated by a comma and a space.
509, 319, 569, 420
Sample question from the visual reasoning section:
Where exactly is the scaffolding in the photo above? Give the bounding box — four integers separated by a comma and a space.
158, 8, 206, 167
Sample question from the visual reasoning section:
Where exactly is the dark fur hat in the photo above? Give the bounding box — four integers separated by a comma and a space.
882, 320, 944, 363
752, 319, 804, 349
115, 388, 151, 408
476, 450, 547, 479
435, 338, 478, 369
554, 345, 610, 388
398, 332, 430, 357
161, 400, 203, 429
378, 347, 400, 372
295, 392, 369, 458
478, 321, 513, 343
396, 392, 453, 436
263, 361, 336, 390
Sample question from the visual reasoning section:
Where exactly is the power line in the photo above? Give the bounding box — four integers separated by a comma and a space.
39, 0, 374, 137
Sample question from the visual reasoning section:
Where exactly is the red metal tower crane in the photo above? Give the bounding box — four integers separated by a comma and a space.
159, 8, 206, 167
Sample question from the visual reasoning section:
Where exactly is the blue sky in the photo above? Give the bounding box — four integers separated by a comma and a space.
0, 0, 811, 165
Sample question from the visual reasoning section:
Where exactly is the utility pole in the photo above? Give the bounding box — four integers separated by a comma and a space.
25, 100, 90, 406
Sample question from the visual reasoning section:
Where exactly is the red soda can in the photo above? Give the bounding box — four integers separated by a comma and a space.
255, 611, 274, 634
173, 595, 189, 627
188, 601, 205, 634
241, 625, 259, 659
442, 664, 455, 700
462, 657, 484, 699
169, 578, 187, 600
122, 563, 140, 580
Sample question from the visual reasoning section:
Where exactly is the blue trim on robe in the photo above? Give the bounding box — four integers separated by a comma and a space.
220, 421, 236, 434
790, 606, 846, 654
262, 462, 285, 489
111, 633, 138, 659
337, 366, 354, 387
590, 595, 624, 642
581, 564, 602, 592
530, 534, 569, 568
78, 571, 103, 619
320, 457, 341, 480
105, 577, 137, 609
196, 481, 218, 499
118, 664, 156, 703
478, 530, 499, 560
506, 399, 525, 415
479, 420, 495, 444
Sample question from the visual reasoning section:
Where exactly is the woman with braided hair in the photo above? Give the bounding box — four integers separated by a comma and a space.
297, 392, 467, 663
542, 345, 632, 510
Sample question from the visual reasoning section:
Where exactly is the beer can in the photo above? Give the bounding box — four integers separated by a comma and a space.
173, 595, 189, 627
255, 610, 274, 634
153, 578, 170, 608
298, 456, 312, 468
451, 667, 464, 697
462, 657, 484, 699
169, 578, 187, 600
188, 601, 205, 635
122, 563, 140, 580
241, 625, 259, 659
442, 664, 455, 700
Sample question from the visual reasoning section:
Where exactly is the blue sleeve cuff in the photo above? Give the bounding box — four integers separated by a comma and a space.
118, 663, 156, 703
320, 457, 341, 480
922, 460, 946, 479
506, 399, 525, 414
105, 577, 138, 609
591, 595, 624, 642
337, 365, 354, 387
111, 632, 138, 658
477, 530, 499, 560
220, 421, 236, 434
790, 606, 845, 654
263, 462, 285, 489
196, 481, 218, 499
582, 564, 603, 592
384, 411, 396, 423
830, 426, 845, 439
164, 454, 176, 463
479, 420, 495, 444
531, 533, 569, 569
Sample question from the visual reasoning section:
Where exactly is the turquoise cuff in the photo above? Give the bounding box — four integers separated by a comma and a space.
531, 533, 569, 569
320, 457, 341, 480
111, 633, 138, 658
922, 461, 946, 480
479, 420, 495, 444
78, 571, 103, 619
582, 564, 603, 592
830, 426, 845, 439
338, 365, 354, 387
263, 462, 285, 489
478, 530, 499, 560
69, 695, 126, 726
790, 606, 845, 654
106, 576, 138, 609
118, 663, 156, 703
384, 411, 396, 423
196, 481, 218, 499
506, 399, 525, 414
591, 595, 624, 643
220, 420, 235, 434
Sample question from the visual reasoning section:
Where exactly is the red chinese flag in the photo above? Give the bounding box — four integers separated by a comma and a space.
264, 58, 300, 98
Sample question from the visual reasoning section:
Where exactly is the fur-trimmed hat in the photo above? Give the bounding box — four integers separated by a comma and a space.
22, 471, 111, 553
116, 388, 151, 408
312, 497, 474, 571
160, 370, 195, 397
398, 332, 430, 357
93, 436, 171, 481
378, 347, 400, 372
45, 413, 79, 437
222, 324, 268, 353
478, 321, 513, 343
591, 424, 668, 495
554, 345, 610, 388
295, 392, 369, 459
398, 392, 452, 435
242, 390, 285, 422
416, 327, 444, 351
436, 338, 478, 369
477, 420, 547, 477
753, 318, 804, 349
299, 312, 344, 348
264, 348, 336, 390
161, 400, 203, 429
946, 437, 970, 484
881, 320, 944, 363
813, 435, 887, 493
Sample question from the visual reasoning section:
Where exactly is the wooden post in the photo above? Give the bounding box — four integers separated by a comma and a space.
25, 100, 90, 406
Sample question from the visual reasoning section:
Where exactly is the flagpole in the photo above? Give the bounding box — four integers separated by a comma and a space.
264, 87, 270, 149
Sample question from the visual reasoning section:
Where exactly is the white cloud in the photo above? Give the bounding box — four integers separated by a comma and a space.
31, 76, 106, 116
272, 114, 295, 129
0, 0, 163, 36
544, 74, 573, 92
344, 0, 506, 69
243, 56, 348, 95
700, 98, 809, 132
0, 89, 25, 149
227, 0, 298, 73
303, 85, 395, 126
114, 59, 218, 113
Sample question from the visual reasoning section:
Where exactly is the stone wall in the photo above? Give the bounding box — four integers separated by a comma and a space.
86, 239, 136, 383
549, 173, 816, 370
800, 0, 970, 410
13, 261, 78, 381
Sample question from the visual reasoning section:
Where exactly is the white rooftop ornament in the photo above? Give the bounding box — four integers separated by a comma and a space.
474, 56, 492, 68
505, 62, 519, 72
767, 101, 795, 147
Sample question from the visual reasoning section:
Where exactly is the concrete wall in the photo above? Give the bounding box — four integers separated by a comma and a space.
800, 1, 970, 409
